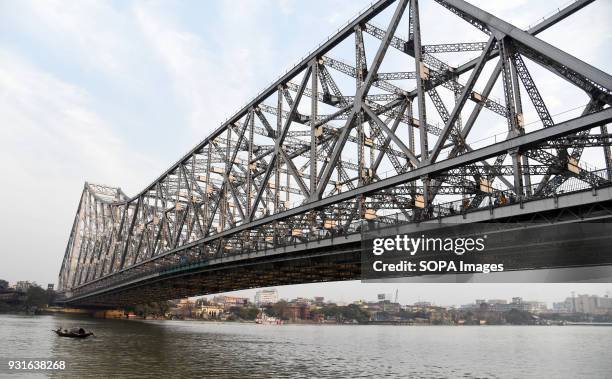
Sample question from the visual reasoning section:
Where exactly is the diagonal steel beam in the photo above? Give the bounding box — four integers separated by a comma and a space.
429, 37, 495, 163
250, 66, 312, 220
363, 103, 419, 167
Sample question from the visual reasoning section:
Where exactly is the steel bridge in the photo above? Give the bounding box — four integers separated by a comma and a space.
58, 0, 612, 307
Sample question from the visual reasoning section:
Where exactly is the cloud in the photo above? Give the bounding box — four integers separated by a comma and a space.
133, 2, 272, 136
15, 0, 130, 76
0, 50, 157, 283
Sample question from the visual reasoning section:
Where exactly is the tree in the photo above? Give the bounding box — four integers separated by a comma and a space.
265, 300, 290, 320
340, 304, 370, 323
227, 306, 259, 321
155, 301, 172, 317
504, 309, 535, 325
182, 302, 195, 318
133, 301, 173, 318
0, 279, 8, 290
24, 285, 49, 311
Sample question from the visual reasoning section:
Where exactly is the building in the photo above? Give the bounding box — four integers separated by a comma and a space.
461, 298, 547, 314
196, 305, 224, 319
552, 301, 572, 313
254, 289, 278, 306
285, 303, 311, 321
502, 298, 547, 313
557, 294, 612, 315
15, 281, 33, 292
47, 284, 54, 291
414, 301, 433, 307
213, 295, 249, 309
292, 297, 313, 306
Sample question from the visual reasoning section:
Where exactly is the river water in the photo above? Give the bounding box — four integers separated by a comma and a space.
0, 314, 610, 378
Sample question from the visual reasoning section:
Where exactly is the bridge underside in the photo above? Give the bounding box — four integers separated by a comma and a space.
58, 0, 612, 307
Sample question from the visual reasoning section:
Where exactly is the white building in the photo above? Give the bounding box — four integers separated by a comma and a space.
255, 289, 278, 306
558, 294, 612, 314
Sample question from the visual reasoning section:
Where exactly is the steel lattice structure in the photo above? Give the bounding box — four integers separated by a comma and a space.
59, 0, 612, 302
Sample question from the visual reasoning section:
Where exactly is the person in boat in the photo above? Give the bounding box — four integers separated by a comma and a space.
78, 328, 85, 335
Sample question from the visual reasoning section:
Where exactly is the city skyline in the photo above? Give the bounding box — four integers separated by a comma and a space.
203, 281, 612, 308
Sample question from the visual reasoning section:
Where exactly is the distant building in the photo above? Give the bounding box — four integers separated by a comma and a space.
552, 301, 572, 313
461, 297, 547, 313
196, 304, 224, 319
15, 281, 33, 292
314, 296, 325, 305
508, 297, 548, 313
558, 294, 612, 315
167, 299, 197, 318
255, 289, 278, 306
377, 293, 394, 302
214, 295, 249, 309
285, 303, 311, 321
177, 299, 195, 309
292, 297, 313, 306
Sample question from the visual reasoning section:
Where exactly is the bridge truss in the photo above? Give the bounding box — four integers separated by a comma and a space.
59, 0, 612, 302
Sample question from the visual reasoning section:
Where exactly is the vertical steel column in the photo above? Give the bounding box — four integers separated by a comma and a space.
408, 1, 414, 42
499, 37, 524, 198
602, 124, 612, 180
310, 60, 319, 231
221, 127, 232, 231
411, 0, 429, 206
407, 100, 415, 162
247, 110, 254, 215
310, 59, 319, 199
355, 25, 368, 217
275, 86, 282, 213
203, 146, 212, 233
510, 57, 532, 196
274, 86, 283, 243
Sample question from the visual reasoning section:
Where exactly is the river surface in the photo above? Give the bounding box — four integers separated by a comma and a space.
0, 314, 611, 378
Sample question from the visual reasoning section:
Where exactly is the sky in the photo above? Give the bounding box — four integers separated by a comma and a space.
0, 0, 611, 306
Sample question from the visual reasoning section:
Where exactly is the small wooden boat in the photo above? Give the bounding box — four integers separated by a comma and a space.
53, 329, 94, 338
